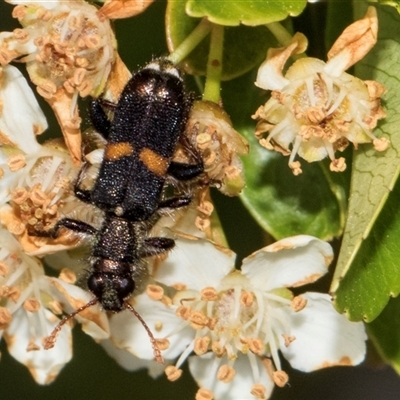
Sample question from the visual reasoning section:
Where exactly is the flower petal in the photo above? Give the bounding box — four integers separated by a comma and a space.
280, 292, 367, 371
99, 0, 155, 19
326, 7, 377, 76
0, 31, 36, 58
85, 148, 105, 165
241, 235, 333, 291
101, 339, 166, 379
109, 293, 193, 360
255, 32, 308, 91
185, 101, 248, 196
153, 233, 235, 291
44, 247, 91, 275
0, 65, 45, 154
297, 136, 330, 162
189, 352, 274, 400
4, 306, 72, 384
48, 278, 110, 341
6, 0, 60, 8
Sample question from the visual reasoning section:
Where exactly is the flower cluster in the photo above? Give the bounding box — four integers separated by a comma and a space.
0, 68, 111, 382
183, 100, 249, 196
0, 63, 102, 255
0, 0, 117, 163
0, 63, 110, 383
0, 1, 376, 398
105, 231, 366, 399
253, 7, 388, 175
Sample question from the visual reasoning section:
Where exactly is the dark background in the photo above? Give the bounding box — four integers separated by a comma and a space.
1, 0, 400, 399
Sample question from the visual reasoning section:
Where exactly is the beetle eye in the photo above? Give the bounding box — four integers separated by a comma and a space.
116, 276, 134, 299
87, 274, 104, 297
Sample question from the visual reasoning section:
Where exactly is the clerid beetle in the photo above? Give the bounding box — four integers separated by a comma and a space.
86, 58, 203, 220
41, 59, 204, 362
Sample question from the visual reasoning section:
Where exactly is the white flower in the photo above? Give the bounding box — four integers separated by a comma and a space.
0, 63, 46, 154
111, 232, 366, 399
1, 0, 117, 163
0, 229, 72, 384
0, 229, 110, 383
0, 64, 109, 382
0, 64, 101, 255
253, 7, 388, 175
101, 339, 166, 379
183, 100, 249, 196
104, 291, 195, 363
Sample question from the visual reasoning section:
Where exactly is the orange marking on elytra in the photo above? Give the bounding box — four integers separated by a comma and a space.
139, 148, 168, 176
104, 142, 134, 160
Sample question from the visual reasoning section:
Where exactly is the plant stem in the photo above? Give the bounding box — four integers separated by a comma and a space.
266, 22, 293, 46
167, 19, 211, 65
203, 23, 224, 103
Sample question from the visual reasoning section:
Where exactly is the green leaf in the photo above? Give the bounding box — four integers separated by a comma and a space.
186, 0, 307, 26
333, 173, 400, 321
220, 70, 348, 241
373, 0, 400, 13
240, 138, 346, 240
325, 0, 353, 51
368, 294, 400, 372
166, 0, 278, 80
331, 4, 400, 320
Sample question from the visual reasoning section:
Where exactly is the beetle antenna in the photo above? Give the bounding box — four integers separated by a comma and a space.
124, 301, 164, 364
43, 297, 99, 350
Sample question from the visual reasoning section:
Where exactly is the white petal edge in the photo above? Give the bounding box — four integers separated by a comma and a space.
189, 352, 275, 400
255, 32, 308, 91
109, 293, 194, 360
101, 339, 167, 379
5, 0, 60, 8
154, 234, 235, 291
5, 306, 72, 384
280, 292, 367, 372
241, 235, 333, 291
0, 65, 45, 154
85, 148, 104, 165
255, 48, 290, 91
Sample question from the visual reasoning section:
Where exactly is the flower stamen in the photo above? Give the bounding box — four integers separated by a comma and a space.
195, 388, 214, 400
194, 336, 210, 355
273, 370, 289, 387
165, 365, 183, 382
291, 295, 307, 312
251, 383, 267, 399
217, 364, 236, 383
